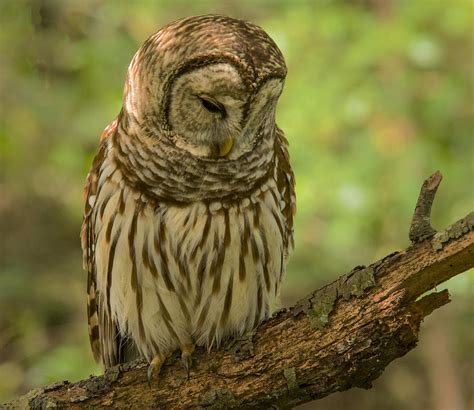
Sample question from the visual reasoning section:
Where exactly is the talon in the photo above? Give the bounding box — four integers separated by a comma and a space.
181, 344, 195, 378
147, 355, 165, 388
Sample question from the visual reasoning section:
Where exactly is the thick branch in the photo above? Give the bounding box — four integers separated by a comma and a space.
7, 174, 474, 409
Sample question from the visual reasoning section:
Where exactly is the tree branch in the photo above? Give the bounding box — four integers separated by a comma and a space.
7, 173, 474, 409
409, 170, 442, 243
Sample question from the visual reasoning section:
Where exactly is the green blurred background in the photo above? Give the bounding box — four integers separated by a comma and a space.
0, 0, 472, 408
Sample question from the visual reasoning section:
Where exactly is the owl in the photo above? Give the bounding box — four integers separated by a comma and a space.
81, 15, 295, 382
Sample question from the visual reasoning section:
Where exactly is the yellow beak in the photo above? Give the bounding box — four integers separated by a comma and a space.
218, 138, 234, 157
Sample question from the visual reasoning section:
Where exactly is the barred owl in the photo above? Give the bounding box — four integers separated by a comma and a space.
81, 15, 295, 382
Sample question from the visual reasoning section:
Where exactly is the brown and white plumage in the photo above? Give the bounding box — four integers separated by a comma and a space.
81, 15, 295, 370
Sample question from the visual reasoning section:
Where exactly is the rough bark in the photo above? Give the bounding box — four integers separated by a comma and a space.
6, 172, 474, 409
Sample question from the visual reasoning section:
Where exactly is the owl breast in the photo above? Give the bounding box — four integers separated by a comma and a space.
93, 158, 287, 361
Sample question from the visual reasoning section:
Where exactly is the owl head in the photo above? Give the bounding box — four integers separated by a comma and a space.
122, 15, 287, 160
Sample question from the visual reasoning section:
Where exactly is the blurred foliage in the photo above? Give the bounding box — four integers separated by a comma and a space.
0, 0, 472, 408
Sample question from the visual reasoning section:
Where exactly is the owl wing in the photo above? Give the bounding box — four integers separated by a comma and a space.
274, 127, 296, 257
81, 118, 125, 368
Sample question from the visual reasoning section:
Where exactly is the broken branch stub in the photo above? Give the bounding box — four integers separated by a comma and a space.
409, 170, 443, 243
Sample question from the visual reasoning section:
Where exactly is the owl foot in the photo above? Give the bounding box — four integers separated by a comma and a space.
147, 355, 165, 388
180, 343, 195, 378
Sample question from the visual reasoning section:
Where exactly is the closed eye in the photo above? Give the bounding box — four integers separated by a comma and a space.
199, 96, 226, 117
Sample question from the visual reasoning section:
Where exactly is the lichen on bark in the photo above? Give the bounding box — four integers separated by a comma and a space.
298, 265, 376, 330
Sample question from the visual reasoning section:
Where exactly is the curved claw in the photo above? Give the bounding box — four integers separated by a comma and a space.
181, 344, 195, 379
147, 356, 164, 388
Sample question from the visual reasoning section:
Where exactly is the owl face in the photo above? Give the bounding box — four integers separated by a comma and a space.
122, 15, 287, 162
167, 62, 284, 159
